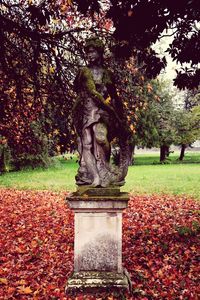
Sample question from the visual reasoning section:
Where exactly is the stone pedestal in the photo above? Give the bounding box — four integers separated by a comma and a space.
65, 187, 130, 293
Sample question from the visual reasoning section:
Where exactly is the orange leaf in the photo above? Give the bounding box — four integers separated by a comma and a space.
17, 286, 33, 295
0, 277, 8, 285
31, 240, 38, 247
16, 279, 28, 285
7, 287, 15, 295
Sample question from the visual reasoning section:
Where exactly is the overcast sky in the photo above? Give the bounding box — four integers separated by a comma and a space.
153, 34, 186, 107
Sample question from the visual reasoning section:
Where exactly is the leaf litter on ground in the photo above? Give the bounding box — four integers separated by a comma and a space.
0, 189, 199, 299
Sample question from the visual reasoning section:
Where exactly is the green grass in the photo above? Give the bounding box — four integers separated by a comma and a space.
133, 151, 200, 165
0, 152, 200, 199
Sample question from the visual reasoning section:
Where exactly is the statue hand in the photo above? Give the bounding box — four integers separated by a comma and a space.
93, 94, 123, 126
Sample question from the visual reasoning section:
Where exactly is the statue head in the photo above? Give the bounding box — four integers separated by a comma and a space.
85, 37, 104, 65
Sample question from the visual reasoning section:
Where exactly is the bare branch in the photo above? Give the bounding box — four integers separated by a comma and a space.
158, 29, 178, 40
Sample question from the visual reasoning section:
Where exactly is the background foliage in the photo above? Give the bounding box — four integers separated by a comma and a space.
0, 0, 200, 169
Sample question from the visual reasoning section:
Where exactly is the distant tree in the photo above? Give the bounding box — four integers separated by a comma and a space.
184, 89, 200, 110
133, 90, 159, 149
174, 88, 200, 160
156, 91, 176, 162
132, 79, 175, 162
174, 106, 200, 160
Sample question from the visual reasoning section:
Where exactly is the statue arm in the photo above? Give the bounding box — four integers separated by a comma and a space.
81, 67, 122, 122
81, 67, 105, 102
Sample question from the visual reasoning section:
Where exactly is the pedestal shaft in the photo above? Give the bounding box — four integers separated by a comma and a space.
75, 211, 122, 272
65, 189, 130, 293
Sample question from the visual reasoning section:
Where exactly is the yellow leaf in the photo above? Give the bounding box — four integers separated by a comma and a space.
53, 129, 59, 135
16, 279, 27, 286
52, 19, 59, 24
17, 286, 33, 295
49, 66, 55, 74
124, 101, 128, 108
104, 96, 111, 104
60, 1, 73, 12
147, 240, 153, 245
0, 278, 8, 285
157, 269, 164, 278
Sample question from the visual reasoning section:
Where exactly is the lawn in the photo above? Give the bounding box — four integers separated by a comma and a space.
0, 152, 200, 199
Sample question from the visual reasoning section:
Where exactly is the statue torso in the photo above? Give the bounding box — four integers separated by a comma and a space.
90, 67, 108, 98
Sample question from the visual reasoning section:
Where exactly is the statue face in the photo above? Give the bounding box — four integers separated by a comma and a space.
87, 47, 101, 65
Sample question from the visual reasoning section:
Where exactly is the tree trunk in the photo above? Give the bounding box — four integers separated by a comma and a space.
160, 145, 168, 162
179, 144, 186, 161
166, 146, 170, 157
129, 143, 135, 165
0, 145, 7, 173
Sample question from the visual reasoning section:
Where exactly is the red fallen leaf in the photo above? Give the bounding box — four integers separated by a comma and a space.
46, 284, 57, 291
7, 287, 15, 295
15, 244, 27, 254
0, 189, 199, 299
0, 256, 7, 262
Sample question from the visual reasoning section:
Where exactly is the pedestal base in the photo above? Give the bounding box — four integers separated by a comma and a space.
66, 271, 129, 294
65, 187, 131, 294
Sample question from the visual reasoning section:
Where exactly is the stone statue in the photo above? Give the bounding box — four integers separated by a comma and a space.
73, 38, 131, 187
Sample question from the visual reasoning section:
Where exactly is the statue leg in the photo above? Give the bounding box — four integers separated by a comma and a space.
76, 136, 92, 185
93, 123, 112, 187
82, 127, 101, 187
93, 123, 110, 163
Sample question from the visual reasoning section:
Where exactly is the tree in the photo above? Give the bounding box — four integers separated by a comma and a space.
132, 79, 175, 162
174, 88, 200, 160
0, 0, 150, 168
132, 80, 161, 150
184, 89, 200, 110
174, 106, 200, 160
1, 0, 199, 169
0, 0, 81, 167
75, 0, 200, 89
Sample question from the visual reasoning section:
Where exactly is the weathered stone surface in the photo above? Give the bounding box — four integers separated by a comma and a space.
75, 186, 121, 197
65, 190, 131, 294
73, 38, 132, 188
74, 212, 122, 272
66, 188, 129, 212
66, 271, 129, 294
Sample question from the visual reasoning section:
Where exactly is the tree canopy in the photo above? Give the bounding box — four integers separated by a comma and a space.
1, 0, 199, 88
75, 0, 200, 89
0, 0, 200, 168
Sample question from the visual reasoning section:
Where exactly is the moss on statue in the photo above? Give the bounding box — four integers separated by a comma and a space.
72, 37, 132, 187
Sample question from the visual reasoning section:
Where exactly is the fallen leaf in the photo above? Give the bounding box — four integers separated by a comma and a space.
0, 278, 8, 285
17, 286, 33, 294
